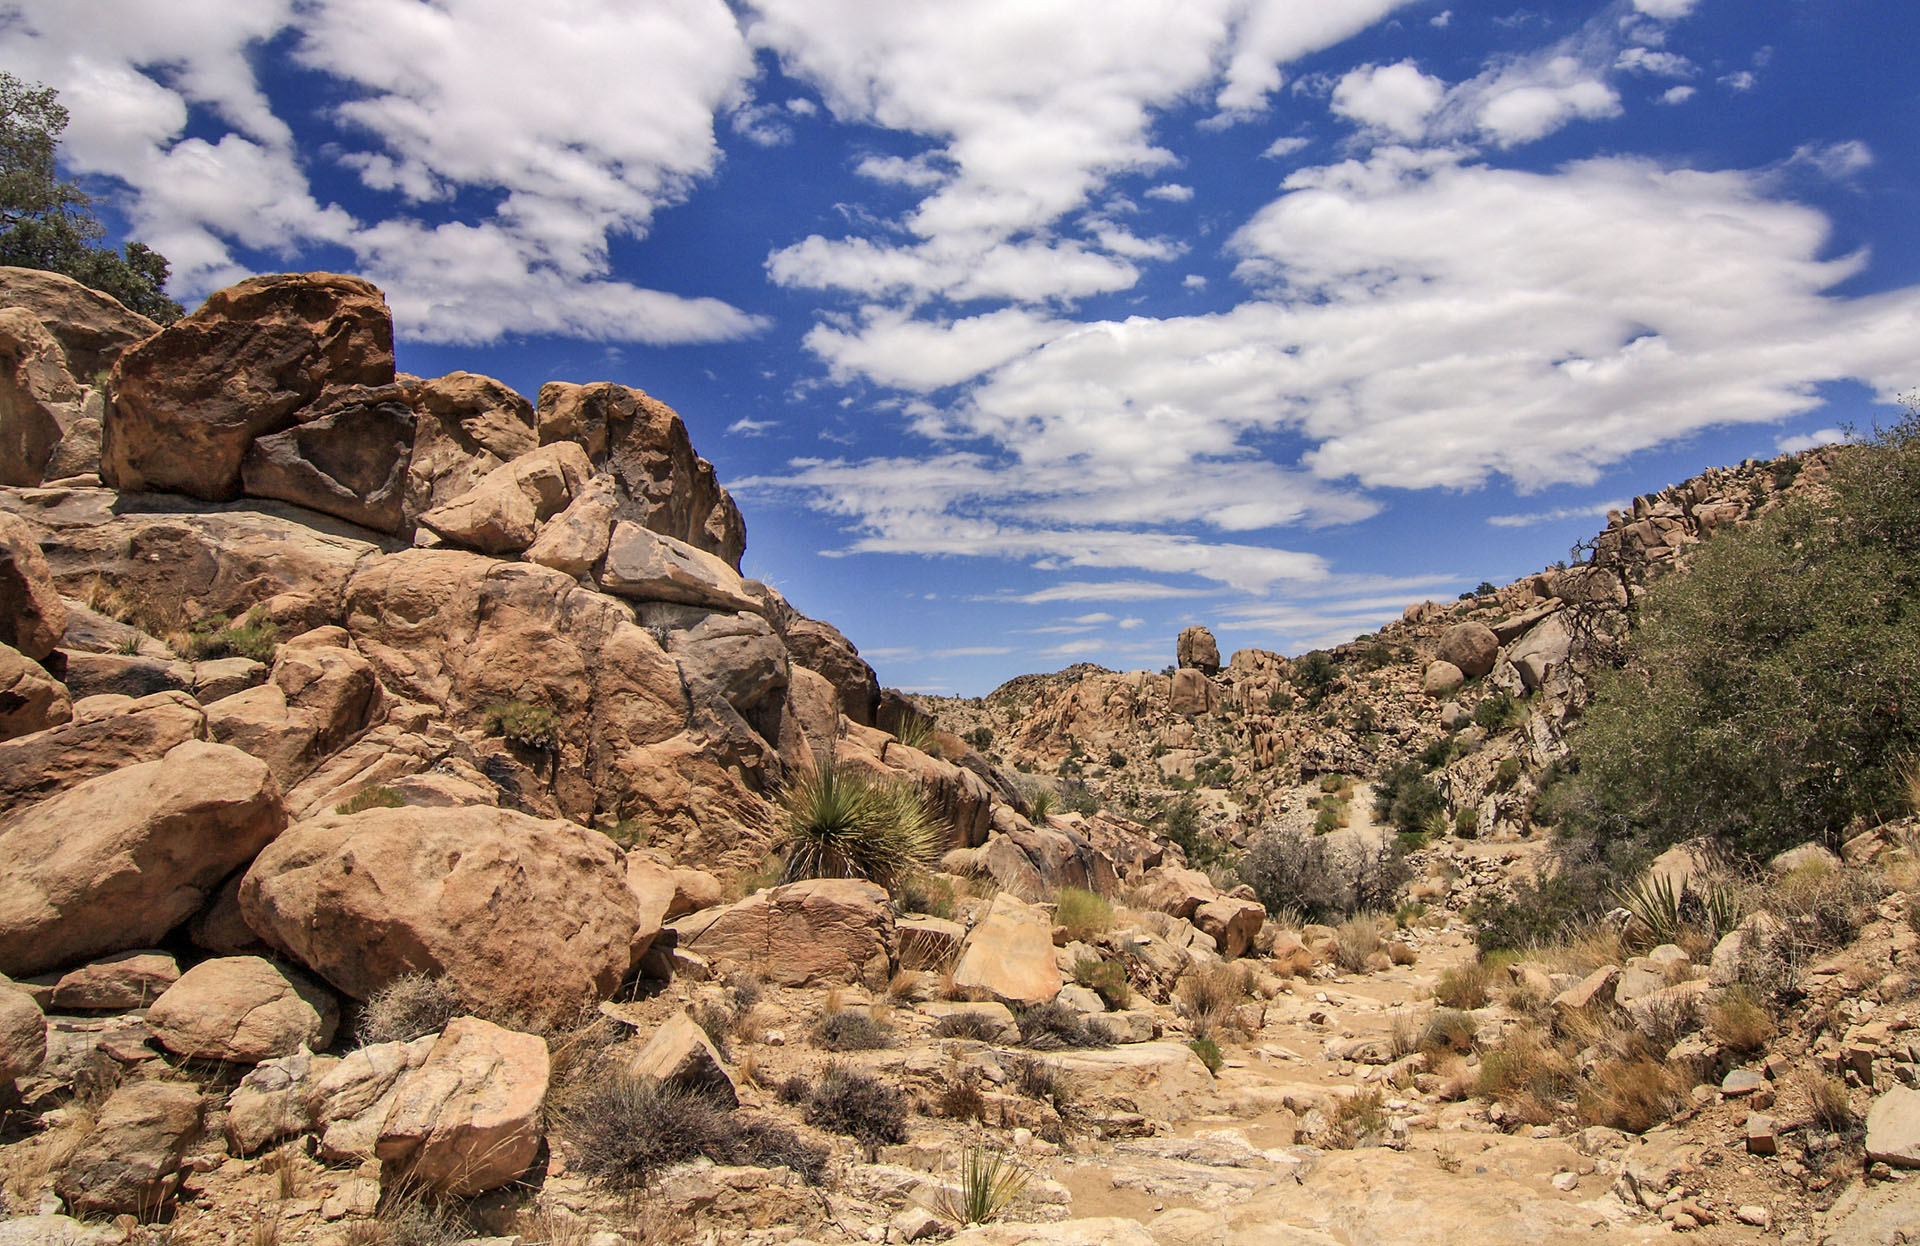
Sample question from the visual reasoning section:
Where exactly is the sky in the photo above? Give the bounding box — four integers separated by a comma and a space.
11, 0, 1920, 695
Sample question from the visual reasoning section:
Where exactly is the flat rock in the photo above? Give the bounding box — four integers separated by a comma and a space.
946, 1221, 1159, 1246
0, 739, 284, 977
41, 950, 180, 1011
1864, 1085, 1920, 1168
376, 1016, 549, 1196
623, 1009, 736, 1105
147, 955, 338, 1063
599, 520, 762, 612
672, 878, 892, 987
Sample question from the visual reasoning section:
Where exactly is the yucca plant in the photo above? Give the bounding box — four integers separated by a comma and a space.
777, 762, 942, 889
933, 1146, 1028, 1226
1615, 872, 1685, 946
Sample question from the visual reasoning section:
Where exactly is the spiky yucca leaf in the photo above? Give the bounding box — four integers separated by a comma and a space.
777, 763, 942, 889
933, 1146, 1029, 1225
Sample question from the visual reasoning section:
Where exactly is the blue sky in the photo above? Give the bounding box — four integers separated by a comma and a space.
14, 0, 1920, 695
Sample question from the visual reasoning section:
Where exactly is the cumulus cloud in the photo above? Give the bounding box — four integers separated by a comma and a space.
1631, 0, 1698, 18
1331, 61, 1447, 140
1776, 428, 1850, 454
1145, 183, 1196, 202
3, 0, 768, 343
1661, 85, 1697, 105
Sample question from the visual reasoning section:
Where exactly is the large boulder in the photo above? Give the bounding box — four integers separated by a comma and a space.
1169, 667, 1217, 716
952, 892, 1062, 1007
0, 689, 205, 815
403, 371, 537, 522
309, 1034, 436, 1161
623, 1009, 737, 1105
1437, 622, 1499, 679
0, 640, 70, 739
1177, 625, 1220, 673
242, 388, 415, 533
1193, 897, 1265, 959
0, 739, 284, 976
53, 1079, 206, 1215
376, 1016, 549, 1196
535, 380, 745, 568
0, 511, 65, 659
1866, 1085, 1920, 1168
774, 603, 880, 727
672, 878, 893, 986
599, 521, 762, 612
0, 266, 158, 380
0, 973, 44, 1087
239, 804, 641, 1023
0, 305, 84, 486
416, 441, 592, 554
147, 956, 338, 1064
104, 273, 394, 500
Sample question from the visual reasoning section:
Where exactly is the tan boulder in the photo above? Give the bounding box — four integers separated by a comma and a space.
42, 950, 180, 1011
1169, 667, 1217, 716
1134, 865, 1215, 921
0, 639, 69, 739
54, 1079, 206, 1215
376, 1016, 549, 1196
524, 472, 618, 579
402, 371, 536, 522
953, 893, 1062, 1007
0, 739, 284, 976
535, 380, 745, 568
225, 1048, 333, 1154
1437, 621, 1499, 679
417, 440, 592, 554
1865, 1085, 1920, 1168
599, 521, 762, 612
947, 1220, 1158, 1246
668, 867, 724, 919
147, 956, 338, 1063
0, 305, 84, 486
623, 851, 677, 965
898, 915, 966, 971
778, 665, 841, 773
271, 633, 381, 756
240, 804, 640, 1024
672, 878, 893, 987
0, 689, 205, 815
1551, 965, 1620, 1014
0, 972, 44, 1086
308, 1033, 436, 1161
1422, 660, 1464, 697
0, 266, 158, 379
204, 683, 322, 788
1506, 612, 1573, 691
774, 604, 880, 727
1177, 625, 1220, 673
623, 1009, 737, 1105
0, 511, 65, 659
1193, 897, 1265, 959
969, 822, 1119, 902
104, 273, 394, 500
57, 650, 192, 700
241, 388, 415, 534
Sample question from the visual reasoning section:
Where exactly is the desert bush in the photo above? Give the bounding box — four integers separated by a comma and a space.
1054, 886, 1113, 942
897, 871, 958, 920
813, 1008, 893, 1052
1473, 692, 1527, 732
481, 699, 561, 751
1419, 1008, 1477, 1057
1327, 1086, 1388, 1147
1016, 999, 1111, 1050
1432, 964, 1491, 1011
1707, 986, 1774, 1054
1237, 825, 1410, 923
1333, 915, 1385, 972
934, 1147, 1029, 1227
936, 1076, 987, 1121
1554, 414, 1920, 861
1771, 862, 1885, 951
1372, 762, 1445, 835
185, 607, 279, 662
805, 1063, 909, 1147
1072, 957, 1131, 1010
1028, 789, 1056, 822
1615, 871, 1742, 949
1188, 1035, 1223, 1075
357, 974, 465, 1046
932, 1011, 1004, 1042
776, 762, 942, 890
560, 1075, 827, 1188
1470, 842, 1620, 952
1805, 1072, 1856, 1132
1006, 1054, 1073, 1112
336, 786, 405, 815
689, 1000, 735, 1060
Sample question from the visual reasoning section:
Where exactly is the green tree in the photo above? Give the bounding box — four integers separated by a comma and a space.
1554, 410, 1920, 860
0, 73, 182, 322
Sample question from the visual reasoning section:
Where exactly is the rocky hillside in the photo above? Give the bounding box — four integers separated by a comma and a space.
1, 267, 1915, 1246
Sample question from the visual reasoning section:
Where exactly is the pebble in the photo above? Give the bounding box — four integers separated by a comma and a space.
1734, 1206, 1771, 1228
1551, 1171, 1579, 1192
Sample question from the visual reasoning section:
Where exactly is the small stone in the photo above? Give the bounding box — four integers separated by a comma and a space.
1734, 1205, 1770, 1228
1721, 1068, 1768, 1098
1551, 1171, 1579, 1191
1746, 1113, 1777, 1156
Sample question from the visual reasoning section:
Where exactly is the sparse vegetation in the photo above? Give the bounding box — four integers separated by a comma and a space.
481, 699, 561, 751
934, 1147, 1029, 1227
1015, 999, 1111, 1050
1187, 1035, 1222, 1075
1237, 825, 1410, 924
336, 786, 406, 815
558, 1075, 826, 1188
356, 973, 465, 1046
1072, 957, 1131, 1010
804, 1063, 909, 1147
1053, 886, 1112, 942
812, 1007, 893, 1052
1372, 761, 1445, 835
186, 608, 279, 662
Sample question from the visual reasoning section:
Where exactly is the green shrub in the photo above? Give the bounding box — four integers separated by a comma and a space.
776, 762, 942, 889
1453, 808, 1479, 838
1237, 825, 1410, 924
1372, 762, 1444, 835
1472, 692, 1526, 732
1158, 791, 1227, 868
336, 786, 405, 815
186, 607, 278, 662
481, 699, 561, 750
1554, 412, 1920, 860
1188, 1035, 1222, 1075
896, 871, 957, 920
1072, 958, 1131, 1009
966, 726, 994, 750
1494, 757, 1523, 789
1054, 887, 1112, 942
935, 1147, 1029, 1226
1028, 789, 1056, 822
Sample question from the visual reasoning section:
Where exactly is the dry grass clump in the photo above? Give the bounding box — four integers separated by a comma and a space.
935, 1075, 988, 1121
1418, 1008, 1478, 1059
357, 973, 466, 1046
1333, 915, 1385, 972
1576, 1056, 1685, 1133
1053, 886, 1113, 942
559, 1074, 827, 1188
1805, 1072, 1856, 1133
1015, 999, 1112, 1050
1175, 963, 1252, 1038
1072, 957, 1131, 1009
813, 1007, 894, 1052
1474, 1024, 1577, 1127
1270, 941, 1318, 978
1326, 1086, 1387, 1147
1769, 861, 1886, 953
805, 1063, 909, 1148
932, 1011, 1005, 1043
1385, 940, 1416, 967
1432, 963, 1491, 1010
934, 1146, 1030, 1227
1707, 986, 1774, 1054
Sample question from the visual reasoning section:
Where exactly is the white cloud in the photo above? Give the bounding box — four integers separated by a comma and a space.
1262, 136, 1311, 160
1472, 61, 1620, 146
1145, 183, 1195, 202
1430, 11, 1453, 29
804, 308, 1072, 391
1776, 428, 1849, 454
1486, 501, 1625, 528
727, 418, 781, 436
1615, 48, 1693, 78
989, 581, 1207, 604
1631, 0, 1698, 18
1331, 61, 1447, 141
1722, 70, 1757, 91
1661, 85, 1697, 105
1783, 140, 1874, 182
1183, 274, 1209, 290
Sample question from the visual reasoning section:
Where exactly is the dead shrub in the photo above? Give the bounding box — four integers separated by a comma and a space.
805, 1063, 909, 1148
812, 1008, 894, 1052
1418, 1008, 1478, 1059
357, 973, 465, 1046
1333, 915, 1385, 973
1432, 964, 1491, 1010
1015, 999, 1111, 1051
935, 1077, 987, 1121
1706, 986, 1774, 1054
1385, 940, 1417, 967
932, 1011, 1005, 1043
1805, 1072, 1856, 1133
558, 1074, 827, 1188
1174, 964, 1249, 1038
